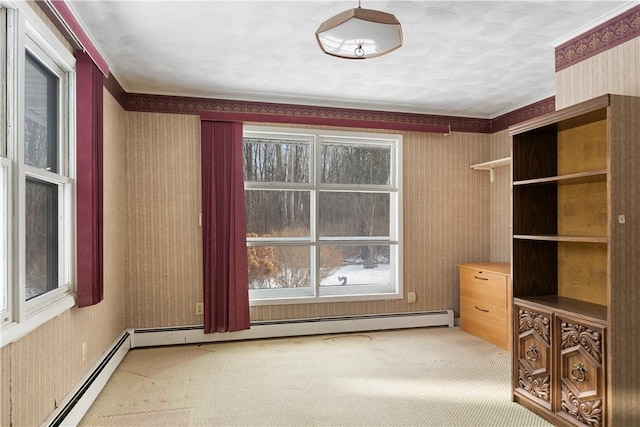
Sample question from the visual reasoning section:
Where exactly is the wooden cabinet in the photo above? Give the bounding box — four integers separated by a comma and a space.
557, 313, 606, 427
514, 298, 606, 426
458, 262, 511, 350
514, 302, 553, 411
509, 95, 640, 426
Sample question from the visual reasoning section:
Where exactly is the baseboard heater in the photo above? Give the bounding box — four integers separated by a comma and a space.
46, 310, 453, 426
44, 331, 131, 427
132, 310, 455, 348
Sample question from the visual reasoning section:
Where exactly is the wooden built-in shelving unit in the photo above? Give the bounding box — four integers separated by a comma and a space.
509, 94, 640, 427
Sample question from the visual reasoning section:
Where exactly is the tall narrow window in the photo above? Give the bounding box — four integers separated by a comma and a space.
244, 127, 402, 304
1, 2, 75, 344
23, 52, 62, 301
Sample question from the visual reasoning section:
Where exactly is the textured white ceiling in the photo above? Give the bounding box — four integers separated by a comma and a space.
68, 1, 633, 118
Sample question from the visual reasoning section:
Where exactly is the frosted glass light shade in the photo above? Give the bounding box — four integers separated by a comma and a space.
315, 7, 402, 59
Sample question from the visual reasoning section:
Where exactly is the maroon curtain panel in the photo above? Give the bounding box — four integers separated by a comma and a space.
76, 50, 104, 307
200, 120, 250, 333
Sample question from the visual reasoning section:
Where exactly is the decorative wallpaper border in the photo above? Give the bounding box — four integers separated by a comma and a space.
556, 4, 640, 72
491, 97, 556, 133
104, 73, 126, 107
125, 93, 492, 134
125, 93, 557, 135
39, 1, 637, 133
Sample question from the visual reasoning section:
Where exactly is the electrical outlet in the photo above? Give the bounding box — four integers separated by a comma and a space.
82, 342, 87, 362
407, 292, 417, 304
195, 302, 204, 315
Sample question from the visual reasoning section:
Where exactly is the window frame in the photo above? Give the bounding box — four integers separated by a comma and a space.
244, 125, 403, 306
1, 2, 76, 347
0, 157, 10, 321
1, 7, 9, 323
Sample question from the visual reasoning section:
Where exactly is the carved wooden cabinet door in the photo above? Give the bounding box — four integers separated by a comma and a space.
556, 315, 606, 427
515, 304, 553, 410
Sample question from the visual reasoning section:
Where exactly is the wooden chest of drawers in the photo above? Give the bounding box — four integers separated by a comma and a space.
458, 262, 511, 350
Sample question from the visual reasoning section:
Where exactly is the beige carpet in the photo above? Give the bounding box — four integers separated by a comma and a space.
80, 327, 552, 426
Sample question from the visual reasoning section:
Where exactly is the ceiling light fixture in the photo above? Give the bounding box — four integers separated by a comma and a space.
315, 1, 403, 60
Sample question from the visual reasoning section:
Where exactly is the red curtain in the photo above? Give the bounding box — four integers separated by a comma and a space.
76, 50, 104, 307
200, 120, 250, 333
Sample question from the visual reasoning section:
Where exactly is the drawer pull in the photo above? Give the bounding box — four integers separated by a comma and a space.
473, 275, 489, 281
525, 345, 539, 362
571, 363, 587, 382
474, 306, 489, 313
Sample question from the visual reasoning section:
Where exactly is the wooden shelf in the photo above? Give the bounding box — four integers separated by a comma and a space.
509, 94, 640, 426
514, 296, 607, 323
513, 169, 607, 186
513, 234, 608, 243
470, 157, 510, 182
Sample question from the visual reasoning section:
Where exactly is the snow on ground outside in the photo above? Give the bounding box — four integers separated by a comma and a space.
322, 263, 390, 287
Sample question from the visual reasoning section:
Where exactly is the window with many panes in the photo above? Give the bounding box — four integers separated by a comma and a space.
1, 4, 75, 345
244, 126, 402, 304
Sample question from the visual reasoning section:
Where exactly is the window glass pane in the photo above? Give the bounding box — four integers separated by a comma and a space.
319, 244, 391, 288
25, 178, 58, 300
248, 245, 311, 290
24, 52, 58, 172
245, 190, 310, 237
321, 143, 390, 185
243, 138, 310, 183
319, 192, 389, 237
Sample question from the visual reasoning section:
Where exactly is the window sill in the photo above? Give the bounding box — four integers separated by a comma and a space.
250, 289, 402, 306
0, 293, 75, 348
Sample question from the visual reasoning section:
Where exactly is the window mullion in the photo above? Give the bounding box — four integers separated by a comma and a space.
312, 134, 320, 297
24, 165, 71, 185
14, 9, 26, 321
244, 181, 312, 191
15, 159, 26, 323
247, 238, 311, 246
319, 184, 397, 193
57, 182, 65, 287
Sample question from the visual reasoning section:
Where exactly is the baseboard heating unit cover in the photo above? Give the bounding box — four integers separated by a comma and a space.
132, 310, 455, 348
44, 331, 131, 427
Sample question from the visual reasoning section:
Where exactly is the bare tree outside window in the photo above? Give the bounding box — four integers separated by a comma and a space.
321, 143, 390, 185
320, 143, 391, 270
244, 129, 400, 301
24, 52, 60, 300
25, 180, 58, 299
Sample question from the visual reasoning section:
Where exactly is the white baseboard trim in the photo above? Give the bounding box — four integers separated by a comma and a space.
43, 331, 131, 427
48, 310, 453, 426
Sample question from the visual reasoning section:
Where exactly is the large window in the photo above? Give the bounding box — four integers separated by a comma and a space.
1, 4, 75, 344
244, 126, 402, 304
